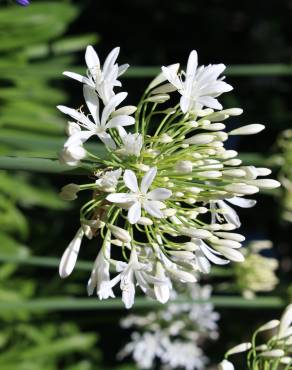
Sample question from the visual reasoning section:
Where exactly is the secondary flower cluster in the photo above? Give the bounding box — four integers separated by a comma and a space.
276, 129, 292, 222
119, 284, 219, 370
233, 240, 278, 299
57, 46, 280, 308
218, 304, 292, 370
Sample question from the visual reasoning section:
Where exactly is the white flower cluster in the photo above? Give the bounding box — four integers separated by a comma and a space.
233, 240, 278, 299
57, 46, 280, 308
119, 284, 219, 370
218, 304, 292, 369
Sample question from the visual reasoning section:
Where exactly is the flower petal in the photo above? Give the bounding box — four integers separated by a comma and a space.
123, 170, 139, 192
83, 85, 100, 124
64, 131, 95, 147
85, 45, 100, 70
59, 228, 84, 278
106, 115, 135, 129
128, 202, 141, 224
227, 196, 257, 208
106, 193, 135, 203
147, 188, 172, 201
141, 167, 157, 194
143, 200, 164, 218
101, 92, 128, 125
97, 132, 116, 149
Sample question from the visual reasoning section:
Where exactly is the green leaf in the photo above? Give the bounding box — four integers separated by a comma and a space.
0, 3, 78, 51
0, 233, 29, 257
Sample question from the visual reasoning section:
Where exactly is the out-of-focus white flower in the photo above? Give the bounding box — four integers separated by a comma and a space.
106, 167, 172, 224
119, 284, 219, 369
162, 50, 233, 113
63, 45, 129, 104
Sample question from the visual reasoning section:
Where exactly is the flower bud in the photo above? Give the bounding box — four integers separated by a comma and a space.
249, 179, 281, 189
137, 217, 153, 226
258, 320, 280, 332
229, 124, 265, 136
184, 133, 214, 145
59, 183, 80, 201
226, 342, 252, 356
108, 225, 131, 243
224, 183, 259, 195
160, 133, 173, 143
175, 160, 193, 173
59, 228, 84, 278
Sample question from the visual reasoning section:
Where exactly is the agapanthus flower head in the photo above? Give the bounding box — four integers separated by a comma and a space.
234, 240, 278, 298
119, 284, 219, 370
57, 46, 280, 308
218, 304, 292, 370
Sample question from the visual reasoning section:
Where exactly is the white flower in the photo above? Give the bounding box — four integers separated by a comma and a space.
59, 228, 84, 278
63, 45, 129, 104
95, 168, 122, 192
118, 131, 143, 157
162, 50, 233, 113
211, 196, 257, 228
87, 239, 114, 299
106, 167, 172, 224
59, 141, 87, 166
99, 246, 157, 309
218, 359, 234, 370
57, 86, 134, 149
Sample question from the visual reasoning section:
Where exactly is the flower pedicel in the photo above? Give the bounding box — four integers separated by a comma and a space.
57, 46, 280, 308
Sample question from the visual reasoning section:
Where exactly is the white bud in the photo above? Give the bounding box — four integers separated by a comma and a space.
223, 108, 243, 116
226, 342, 252, 356
218, 359, 234, 370
181, 143, 189, 148
249, 179, 281, 189
111, 105, 137, 116
214, 232, 245, 242
160, 133, 173, 143
188, 187, 202, 194
146, 94, 170, 103
242, 166, 258, 180
220, 150, 238, 159
223, 169, 246, 178
59, 228, 84, 278
163, 208, 177, 217
204, 123, 226, 131
229, 124, 265, 136
136, 163, 150, 172
168, 250, 194, 260
216, 246, 244, 262
182, 228, 212, 239
59, 183, 80, 201
259, 350, 285, 358
108, 225, 131, 243
224, 159, 242, 166
137, 217, 153, 226
197, 171, 222, 178
213, 239, 242, 249
280, 357, 292, 365
187, 120, 198, 128
175, 160, 193, 173
220, 224, 237, 231
184, 133, 214, 145
215, 132, 228, 141
224, 183, 259, 195
256, 167, 272, 176
66, 121, 81, 136
151, 83, 177, 94
111, 239, 123, 247
167, 268, 197, 283
258, 320, 280, 332
174, 192, 184, 197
